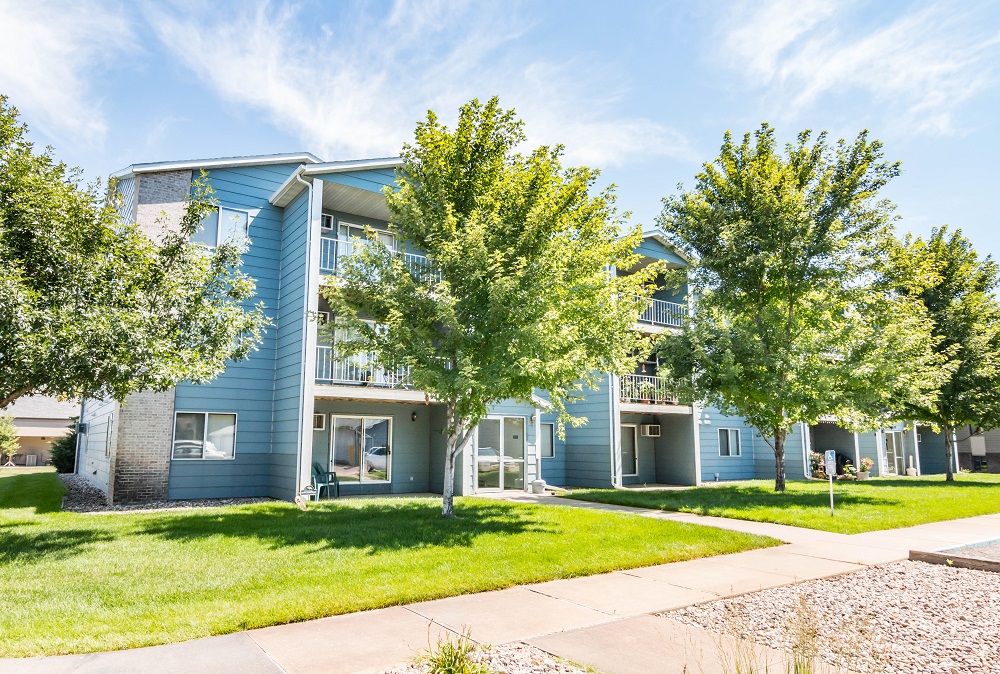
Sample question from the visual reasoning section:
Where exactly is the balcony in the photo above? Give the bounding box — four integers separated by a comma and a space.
637, 297, 686, 328
315, 346, 413, 388
319, 237, 440, 282
620, 374, 678, 405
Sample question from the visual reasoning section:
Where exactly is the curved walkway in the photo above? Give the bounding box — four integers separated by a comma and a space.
6, 498, 1000, 674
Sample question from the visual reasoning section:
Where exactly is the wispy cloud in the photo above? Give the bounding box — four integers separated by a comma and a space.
718, 0, 1000, 134
0, 0, 135, 146
144, 0, 691, 166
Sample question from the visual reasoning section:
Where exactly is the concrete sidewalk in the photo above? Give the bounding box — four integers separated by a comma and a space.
6, 504, 1000, 674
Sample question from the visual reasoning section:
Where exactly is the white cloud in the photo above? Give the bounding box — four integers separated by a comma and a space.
144, 0, 691, 166
0, 0, 134, 145
719, 1, 1000, 135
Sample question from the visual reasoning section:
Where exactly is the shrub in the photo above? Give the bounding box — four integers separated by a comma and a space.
49, 421, 78, 473
415, 629, 494, 674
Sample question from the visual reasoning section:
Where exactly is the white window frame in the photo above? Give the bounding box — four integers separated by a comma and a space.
171, 411, 238, 461
328, 415, 393, 483
316, 311, 330, 325
195, 206, 250, 247
338, 220, 395, 251
313, 414, 326, 431
718, 428, 741, 457
540, 422, 555, 458
321, 213, 334, 231
621, 423, 639, 476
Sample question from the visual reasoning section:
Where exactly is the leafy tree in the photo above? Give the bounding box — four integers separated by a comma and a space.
49, 418, 79, 473
657, 124, 944, 491
895, 227, 1000, 480
0, 415, 17, 465
0, 96, 268, 409
323, 97, 658, 516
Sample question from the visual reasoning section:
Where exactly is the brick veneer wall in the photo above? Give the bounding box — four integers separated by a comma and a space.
111, 390, 175, 502
108, 170, 191, 502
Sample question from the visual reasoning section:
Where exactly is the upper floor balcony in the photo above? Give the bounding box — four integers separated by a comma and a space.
315, 345, 412, 389
319, 237, 440, 283
620, 374, 678, 405
637, 297, 686, 329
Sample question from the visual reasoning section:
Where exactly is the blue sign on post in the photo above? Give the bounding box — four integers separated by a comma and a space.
825, 450, 836, 515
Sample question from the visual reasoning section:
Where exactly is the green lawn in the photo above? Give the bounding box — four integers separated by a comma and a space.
565, 474, 1000, 534
0, 468, 777, 657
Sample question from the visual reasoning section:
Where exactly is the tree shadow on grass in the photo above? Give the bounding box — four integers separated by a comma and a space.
0, 521, 115, 564
137, 499, 555, 554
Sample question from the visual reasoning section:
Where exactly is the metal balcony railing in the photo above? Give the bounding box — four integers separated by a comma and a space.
319, 238, 440, 282
637, 296, 686, 328
315, 346, 412, 389
620, 374, 678, 405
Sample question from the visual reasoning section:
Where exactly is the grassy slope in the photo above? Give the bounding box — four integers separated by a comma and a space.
565, 474, 1000, 534
0, 468, 777, 657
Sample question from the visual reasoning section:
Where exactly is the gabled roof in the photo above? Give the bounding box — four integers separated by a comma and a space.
111, 152, 323, 180
639, 227, 693, 265
6, 395, 79, 420
269, 157, 403, 207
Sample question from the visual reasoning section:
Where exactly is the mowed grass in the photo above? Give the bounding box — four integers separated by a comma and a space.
565, 473, 1000, 534
0, 468, 777, 657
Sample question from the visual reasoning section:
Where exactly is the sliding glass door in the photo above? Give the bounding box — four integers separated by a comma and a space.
476, 417, 526, 491
329, 416, 392, 483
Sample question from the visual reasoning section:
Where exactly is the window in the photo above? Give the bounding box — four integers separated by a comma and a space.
330, 416, 391, 482
313, 414, 326, 431
719, 428, 741, 457
172, 412, 237, 460
321, 214, 334, 231
540, 423, 555, 458
338, 222, 394, 250
192, 207, 249, 246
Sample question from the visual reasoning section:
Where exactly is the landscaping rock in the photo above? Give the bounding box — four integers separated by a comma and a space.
59, 474, 271, 512
665, 560, 1000, 673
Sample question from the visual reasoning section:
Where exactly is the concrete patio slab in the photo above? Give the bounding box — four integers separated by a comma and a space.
530, 614, 787, 674
530, 571, 716, 616
408, 587, 614, 645
626, 556, 798, 596
249, 606, 455, 674
1, 634, 281, 674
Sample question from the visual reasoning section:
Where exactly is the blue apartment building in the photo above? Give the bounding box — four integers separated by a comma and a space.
75, 153, 953, 503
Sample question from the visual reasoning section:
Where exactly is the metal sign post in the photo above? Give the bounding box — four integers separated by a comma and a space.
825, 450, 836, 516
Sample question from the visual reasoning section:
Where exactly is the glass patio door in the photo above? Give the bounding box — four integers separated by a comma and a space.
884, 431, 904, 476
476, 417, 525, 491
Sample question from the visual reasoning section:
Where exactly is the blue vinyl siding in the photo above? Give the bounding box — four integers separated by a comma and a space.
653, 413, 698, 485
559, 374, 615, 488
540, 420, 567, 486
310, 168, 397, 194
634, 239, 686, 266
169, 163, 302, 500
698, 408, 757, 482
918, 426, 948, 474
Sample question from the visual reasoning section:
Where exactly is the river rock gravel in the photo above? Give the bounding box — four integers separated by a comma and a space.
59, 473, 272, 513
665, 560, 1000, 673
383, 642, 586, 674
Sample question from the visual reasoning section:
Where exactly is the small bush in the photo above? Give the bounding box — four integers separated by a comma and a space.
49, 423, 78, 473
415, 629, 494, 674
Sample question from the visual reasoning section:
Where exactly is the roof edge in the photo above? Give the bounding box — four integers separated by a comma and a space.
302, 157, 403, 175
111, 152, 323, 180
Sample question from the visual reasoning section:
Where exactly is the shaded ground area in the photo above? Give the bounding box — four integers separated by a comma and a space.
565, 474, 1000, 533
0, 468, 777, 657
668, 560, 1000, 673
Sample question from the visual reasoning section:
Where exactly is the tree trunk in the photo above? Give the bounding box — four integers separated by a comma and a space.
773, 429, 787, 492
943, 421, 955, 482
442, 443, 458, 518
441, 402, 475, 518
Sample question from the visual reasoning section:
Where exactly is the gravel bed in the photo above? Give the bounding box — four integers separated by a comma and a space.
949, 541, 1000, 562
59, 474, 272, 513
665, 561, 1000, 673
383, 642, 586, 674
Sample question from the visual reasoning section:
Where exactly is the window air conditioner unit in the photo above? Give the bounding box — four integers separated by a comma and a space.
321, 214, 334, 231
640, 424, 661, 437
77, 422, 88, 434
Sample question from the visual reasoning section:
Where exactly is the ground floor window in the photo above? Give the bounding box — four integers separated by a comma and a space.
330, 416, 392, 482
719, 428, 741, 457
540, 423, 554, 458
172, 412, 237, 460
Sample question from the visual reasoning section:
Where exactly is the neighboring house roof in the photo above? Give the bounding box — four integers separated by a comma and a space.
269, 157, 403, 208
6, 396, 78, 420
111, 152, 323, 180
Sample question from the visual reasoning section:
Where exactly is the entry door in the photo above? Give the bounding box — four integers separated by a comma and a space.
621, 425, 638, 477
884, 431, 904, 475
476, 417, 526, 491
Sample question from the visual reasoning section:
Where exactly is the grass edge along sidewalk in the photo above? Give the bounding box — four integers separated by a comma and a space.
0, 467, 778, 658
564, 474, 1000, 534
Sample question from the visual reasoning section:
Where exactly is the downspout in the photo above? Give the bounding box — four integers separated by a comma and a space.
610, 373, 622, 488
912, 424, 922, 476
799, 422, 809, 478
876, 428, 885, 476
293, 170, 314, 499
951, 429, 960, 474
853, 432, 861, 475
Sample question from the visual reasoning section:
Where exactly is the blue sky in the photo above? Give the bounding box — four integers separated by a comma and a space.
2, 0, 998, 260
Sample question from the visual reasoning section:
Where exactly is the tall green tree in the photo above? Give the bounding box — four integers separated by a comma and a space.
657, 124, 944, 491
0, 95, 268, 409
323, 97, 658, 517
895, 227, 1000, 481
0, 415, 17, 466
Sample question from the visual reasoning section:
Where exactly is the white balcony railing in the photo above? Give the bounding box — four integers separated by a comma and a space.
620, 374, 678, 405
637, 297, 686, 328
315, 346, 412, 389
319, 238, 440, 282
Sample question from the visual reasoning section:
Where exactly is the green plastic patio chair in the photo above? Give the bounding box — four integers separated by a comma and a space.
311, 462, 339, 500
